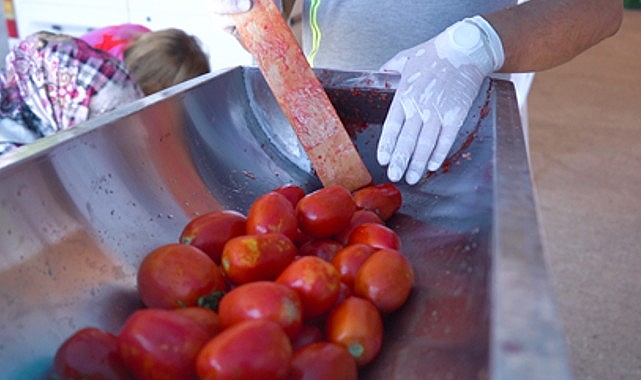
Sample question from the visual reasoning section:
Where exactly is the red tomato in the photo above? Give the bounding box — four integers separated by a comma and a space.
218, 281, 303, 339
273, 184, 306, 208
289, 324, 324, 351
331, 243, 376, 290
351, 183, 402, 221
276, 256, 342, 320
118, 309, 211, 380
179, 210, 247, 264
246, 191, 298, 241
221, 233, 297, 285
196, 319, 292, 380
298, 239, 343, 261
347, 222, 401, 251
137, 243, 227, 309
53, 327, 132, 380
293, 228, 314, 248
333, 281, 354, 308
325, 296, 383, 367
334, 209, 383, 246
354, 248, 415, 313
173, 307, 221, 337
296, 185, 356, 238
288, 342, 358, 380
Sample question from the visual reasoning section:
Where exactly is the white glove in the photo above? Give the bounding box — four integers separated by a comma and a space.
377, 16, 505, 185
208, 0, 253, 34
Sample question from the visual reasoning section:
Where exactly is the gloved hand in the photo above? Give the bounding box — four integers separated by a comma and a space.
208, 0, 253, 35
377, 16, 505, 185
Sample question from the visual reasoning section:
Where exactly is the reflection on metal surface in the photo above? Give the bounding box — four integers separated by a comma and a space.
491, 84, 573, 379
0, 67, 570, 379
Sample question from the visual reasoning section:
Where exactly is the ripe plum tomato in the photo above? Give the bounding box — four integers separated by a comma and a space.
173, 307, 221, 337
246, 191, 298, 241
179, 210, 247, 264
218, 281, 303, 339
293, 228, 314, 248
347, 222, 401, 251
289, 324, 324, 351
333, 281, 354, 308
136, 243, 227, 309
288, 342, 358, 380
296, 185, 356, 239
325, 296, 383, 367
221, 233, 297, 285
355, 248, 415, 313
331, 243, 376, 290
53, 327, 132, 380
351, 183, 402, 221
334, 209, 383, 245
298, 239, 343, 261
276, 256, 342, 320
196, 319, 292, 380
273, 184, 306, 208
117, 309, 211, 380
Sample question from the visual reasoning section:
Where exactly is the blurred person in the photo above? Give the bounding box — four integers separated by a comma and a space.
80, 23, 152, 60
81, 24, 211, 95
209, 0, 622, 185
0, 26, 212, 157
0, 31, 142, 156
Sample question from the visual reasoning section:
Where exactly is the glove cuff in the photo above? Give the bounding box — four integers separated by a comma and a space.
444, 15, 505, 73
467, 16, 505, 72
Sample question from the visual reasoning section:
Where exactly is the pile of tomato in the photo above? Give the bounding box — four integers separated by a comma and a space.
52, 183, 415, 380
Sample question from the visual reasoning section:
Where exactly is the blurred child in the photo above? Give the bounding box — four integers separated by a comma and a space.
0, 26, 211, 156
81, 24, 211, 95
80, 23, 152, 60
0, 31, 142, 156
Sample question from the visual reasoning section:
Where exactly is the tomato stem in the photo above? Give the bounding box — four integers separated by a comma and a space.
198, 290, 226, 312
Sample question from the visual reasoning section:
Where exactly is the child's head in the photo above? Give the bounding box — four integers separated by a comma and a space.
123, 28, 211, 95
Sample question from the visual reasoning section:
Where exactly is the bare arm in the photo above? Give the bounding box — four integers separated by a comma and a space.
484, 0, 623, 72
281, 0, 297, 19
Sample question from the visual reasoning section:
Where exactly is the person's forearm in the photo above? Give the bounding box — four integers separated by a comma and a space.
281, 0, 297, 19
484, 0, 623, 73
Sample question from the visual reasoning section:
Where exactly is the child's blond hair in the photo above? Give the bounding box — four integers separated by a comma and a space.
123, 28, 210, 95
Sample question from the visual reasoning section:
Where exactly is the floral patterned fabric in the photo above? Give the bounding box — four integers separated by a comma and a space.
0, 31, 143, 156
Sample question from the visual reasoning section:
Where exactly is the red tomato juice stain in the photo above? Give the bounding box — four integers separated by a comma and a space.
427, 85, 494, 178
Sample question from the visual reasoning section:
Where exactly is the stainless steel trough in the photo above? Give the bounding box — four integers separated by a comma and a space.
0, 66, 572, 379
